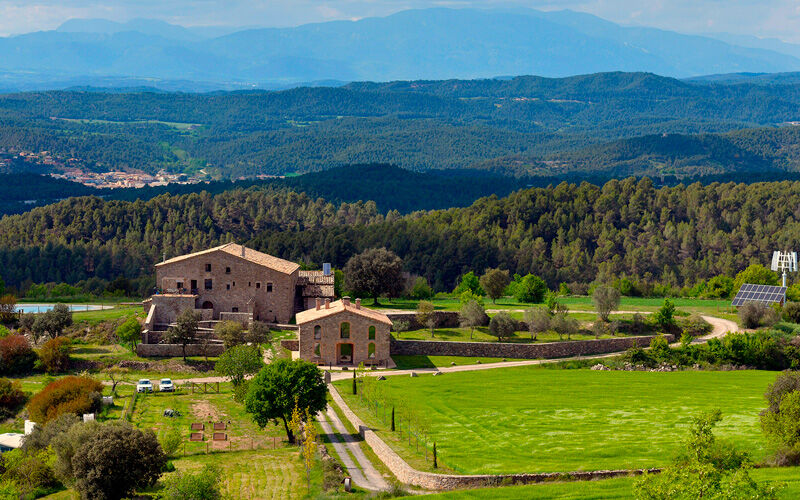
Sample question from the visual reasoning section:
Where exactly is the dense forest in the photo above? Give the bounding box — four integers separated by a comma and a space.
2, 72, 800, 178
0, 165, 528, 215
0, 178, 796, 293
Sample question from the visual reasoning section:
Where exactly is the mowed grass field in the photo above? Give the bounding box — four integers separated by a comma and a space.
336, 368, 776, 474
404, 466, 800, 499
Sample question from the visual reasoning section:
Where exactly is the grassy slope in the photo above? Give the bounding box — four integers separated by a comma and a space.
335, 368, 775, 474
404, 466, 800, 499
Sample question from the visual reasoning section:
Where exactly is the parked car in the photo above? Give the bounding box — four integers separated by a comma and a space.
159, 378, 174, 392
136, 379, 153, 393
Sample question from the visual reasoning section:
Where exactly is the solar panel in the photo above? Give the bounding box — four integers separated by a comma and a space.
731, 283, 787, 307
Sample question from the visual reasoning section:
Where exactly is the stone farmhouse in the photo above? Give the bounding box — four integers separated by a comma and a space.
296, 297, 392, 367
143, 243, 334, 332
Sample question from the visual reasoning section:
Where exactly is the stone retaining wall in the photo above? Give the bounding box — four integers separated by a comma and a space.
390, 334, 674, 359
385, 311, 461, 330
136, 343, 225, 357
281, 339, 299, 351
329, 385, 659, 490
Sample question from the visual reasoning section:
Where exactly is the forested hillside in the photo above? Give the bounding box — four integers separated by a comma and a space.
0, 165, 527, 215
2, 72, 800, 178
0, 178, 796, 293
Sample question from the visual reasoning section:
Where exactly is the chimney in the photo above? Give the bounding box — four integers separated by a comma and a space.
240, 245, 245, 257
315, 298, 321, 311
324, 298, 330, 309
355, 298, 361, 309
343, 296, 351, 306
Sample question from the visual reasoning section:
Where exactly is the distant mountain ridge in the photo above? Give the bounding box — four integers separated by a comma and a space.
1, 8, 800, 91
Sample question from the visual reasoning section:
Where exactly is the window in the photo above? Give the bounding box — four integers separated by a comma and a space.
205, 263, 211, 272
248, 282, 251, 287
176, 281, 183, 290
226, 284, 230, 290
256, 282, 261, 289
225, 266, 231, 274
313, 343, 321, 358
232, 307, 239, 313
314, 325, 322, 339
191, 279, 197, 291
340, 322, 350, 339
232, 281, 235, 287
368, 343, 376, 359
204, 279, 213, 290
266, 282, 273, 292
368, 326, 376, 340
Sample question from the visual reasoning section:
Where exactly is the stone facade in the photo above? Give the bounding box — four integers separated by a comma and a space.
390, 334, 675, 359
296, 298, 392, 367
146, 243, 334, 328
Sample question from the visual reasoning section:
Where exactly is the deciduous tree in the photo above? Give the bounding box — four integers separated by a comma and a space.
244, 359, 327, 443
592, 285, 621, 322
163, 309, 200, 361
459, 300, 486, 339
479, 268, 510, 304
343, 248, 404, 305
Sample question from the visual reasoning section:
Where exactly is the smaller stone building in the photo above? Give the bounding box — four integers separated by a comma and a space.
296, 297, 392, 367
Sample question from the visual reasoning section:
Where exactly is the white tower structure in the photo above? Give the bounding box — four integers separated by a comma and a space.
771, 251, 797, 287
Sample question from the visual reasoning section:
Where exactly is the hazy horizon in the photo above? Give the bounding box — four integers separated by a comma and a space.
1, 1, 800, 44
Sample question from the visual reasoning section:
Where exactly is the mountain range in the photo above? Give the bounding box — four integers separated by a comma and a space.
2, 8, 800, 91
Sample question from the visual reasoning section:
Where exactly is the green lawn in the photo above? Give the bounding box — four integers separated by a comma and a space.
394, 326, 633, 344
335, 368, 776, 475
72, 305, 143, 324
405, 466, 800, 499
392, 355, 526, 369
366, 296, 733, 316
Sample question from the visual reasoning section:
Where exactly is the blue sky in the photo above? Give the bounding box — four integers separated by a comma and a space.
1, 0, 799, 43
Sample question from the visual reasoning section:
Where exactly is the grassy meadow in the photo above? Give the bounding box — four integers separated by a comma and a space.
335, 368, 777, 475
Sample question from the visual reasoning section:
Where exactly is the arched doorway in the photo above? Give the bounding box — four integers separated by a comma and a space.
201, 301, 213, 309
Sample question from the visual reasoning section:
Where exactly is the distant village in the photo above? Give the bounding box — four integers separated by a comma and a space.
0, 148, 206, 188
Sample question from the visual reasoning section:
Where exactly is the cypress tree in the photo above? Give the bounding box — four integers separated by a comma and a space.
433, 442, 437, 469
352, 370, 357, 395
391, 406, 395, 431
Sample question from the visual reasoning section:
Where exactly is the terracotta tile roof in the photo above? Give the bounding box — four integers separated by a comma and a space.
296, 300, 393, 325
155, 243, 300, 275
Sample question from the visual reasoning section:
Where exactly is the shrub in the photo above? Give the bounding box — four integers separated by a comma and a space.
592, 285, 620, 321
31, 303, 72, 341
739, 302, 779, 329
214, 321, 245, 349
22, 413, 81, 452
0, 335, 37, 375
524, 307, 550, 339
652, 299, 677, 330
158, 464, 222, 500
622, 344, 652, 366
488, 312, 516, 341
762, 387, 800, 466
550, 313, 579, 340
649, 335, 672, 362
0, 448, 58, 497
0, 378, 26, 418
17, 313, 35, 332
410, 276, 434, 300
513, 274, 548, 303
38, 337, 72, 374
27, 376, 103, 424
70, 421, 166, 500
115, 317, 142, 350
681, 314, 712, 337
245, 321, 272, 345
215, 345, 263, 388
783, 302, 800, 324
159, 428, 182, 458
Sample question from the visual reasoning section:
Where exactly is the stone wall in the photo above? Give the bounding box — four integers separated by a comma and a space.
390, 334, 674, 359
156, 249, 298, 323
298, 307, 390, 366
385, 311, 461, 330
281, 339, 299, 351
329, 385, 659, 490
219, 312, 253, 325
136, 343, 225, 357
